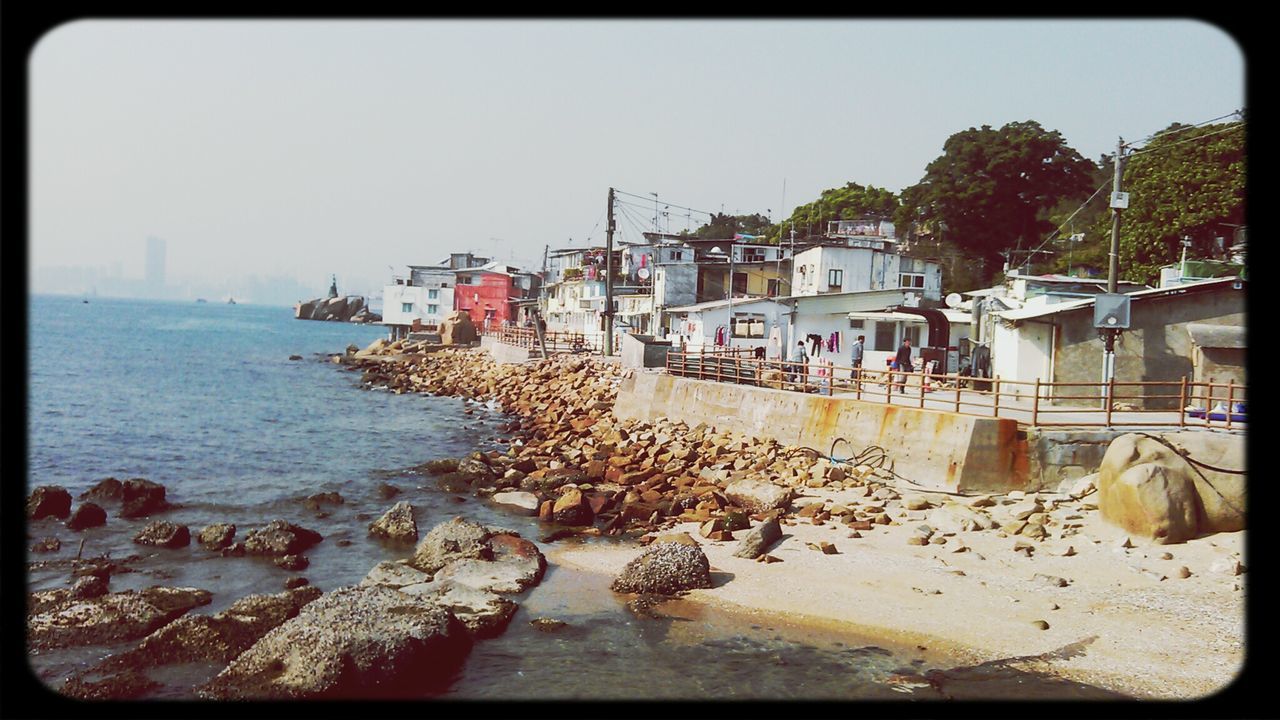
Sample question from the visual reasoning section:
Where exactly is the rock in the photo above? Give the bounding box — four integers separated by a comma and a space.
653, 532, 700, 547
133, 521, 191, 549
808, 541, 838, 554
551, 487, 594, 526
27, 485, 73, 520
611, 542, 713, 595
377, 483, 402, 500
197, 585, 472, 699
27, 586, 213, 650
491, 491, 540, 516
410, 517, 493, 574
31, 537, 61, 553
285, 577, 311, 590
1033, 573, 1069, 588
903, 495, 932, 511
243, 520, 324, 556
120, 479, 169, 518
1097, 433, 1245, 543
275, 555, 309, 571
723, 479, 792, 513
362, 561, 435, 589
1209, 557, 1244, 576
530, 618, 567, 632
71, 574, 109, 600
1031, 620, 1050, 630
419, 458, 459, 475
369, 501, 419, 543
79, 478, 124, 502
925, 502, 995, 533
303, 492, 345, 511
198, 523, 237, 550
431, 533, 547, 595
61, 669, 160, 700
398, 579, 517, 638
1176, 566, 1192, 579
732, 516, 782, 559
66, 503, 108, 531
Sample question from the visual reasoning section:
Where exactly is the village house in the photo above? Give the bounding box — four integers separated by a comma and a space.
381, 253, 489, 340
454, 261, 541, 332
987, 276, 1246, 406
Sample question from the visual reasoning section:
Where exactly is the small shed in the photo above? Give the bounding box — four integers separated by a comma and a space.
1186, 323, 1246, 387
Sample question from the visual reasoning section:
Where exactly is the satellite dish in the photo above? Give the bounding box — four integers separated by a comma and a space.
945, 293, 962, 308
637, 267, 651, 280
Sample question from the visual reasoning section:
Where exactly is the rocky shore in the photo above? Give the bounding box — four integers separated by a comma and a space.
26, 338, 1247, 700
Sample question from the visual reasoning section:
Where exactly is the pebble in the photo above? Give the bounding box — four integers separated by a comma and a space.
1031, 620, 1050, 630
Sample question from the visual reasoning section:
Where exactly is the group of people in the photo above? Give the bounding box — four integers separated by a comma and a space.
787, 335, 915, 393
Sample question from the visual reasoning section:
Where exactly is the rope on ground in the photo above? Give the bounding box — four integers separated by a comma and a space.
1133, 432, 1246, 518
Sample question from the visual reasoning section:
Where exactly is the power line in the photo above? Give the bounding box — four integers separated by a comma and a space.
614, 188, 717, 220
1126, 121, 1244, 159
1124, 109, 1243, 151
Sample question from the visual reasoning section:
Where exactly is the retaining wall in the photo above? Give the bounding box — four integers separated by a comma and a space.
481, 336, 538, 364
615, 372, 1029, 493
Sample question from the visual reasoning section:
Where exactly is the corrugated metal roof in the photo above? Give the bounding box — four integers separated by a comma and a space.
995, 277, 1241, 321
666, 297, 787, 313
1186, 323, 1246, 349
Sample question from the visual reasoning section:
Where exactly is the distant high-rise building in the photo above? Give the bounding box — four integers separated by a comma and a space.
145, 236, 166, 295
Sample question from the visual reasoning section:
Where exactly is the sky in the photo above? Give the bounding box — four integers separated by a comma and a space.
28, 19, 1246, 304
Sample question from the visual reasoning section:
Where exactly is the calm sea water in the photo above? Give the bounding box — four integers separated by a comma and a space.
25, 295, 1126, 701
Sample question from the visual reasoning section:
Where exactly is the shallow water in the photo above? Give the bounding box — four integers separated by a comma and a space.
25, 295, 1129, 701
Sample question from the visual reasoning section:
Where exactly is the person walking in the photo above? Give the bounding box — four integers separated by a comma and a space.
850, 334, 865, 388
893, 338, 914, 393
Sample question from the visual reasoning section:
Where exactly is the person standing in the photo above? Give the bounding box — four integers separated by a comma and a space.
894, 338, 914, 393
789, 340, 808, 384
850, 334, 865, 387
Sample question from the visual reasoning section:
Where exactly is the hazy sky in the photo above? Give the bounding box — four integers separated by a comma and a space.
29, 19, 1245, 298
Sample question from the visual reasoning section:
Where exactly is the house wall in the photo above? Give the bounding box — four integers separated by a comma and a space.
1051, 286, 1245, 408
991, 321, 1052, 399
669, 301, 788, 354
456, 273, 515, 329
381, 284, 452, 330
1194, 347, 1246, 388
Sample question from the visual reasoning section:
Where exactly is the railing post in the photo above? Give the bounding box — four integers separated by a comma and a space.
993, 375, 1001, 418
1226, 379, 1235, 429
1179, 376, 1188, 428
955, 372, 962, 414
1105, 377, 1115, 427
919, 369, 926, 408
1032, 378, 1041, 427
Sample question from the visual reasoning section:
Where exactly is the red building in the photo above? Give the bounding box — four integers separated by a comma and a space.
453, 262, 540, 330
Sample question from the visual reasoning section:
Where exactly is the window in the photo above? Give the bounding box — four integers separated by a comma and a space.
874, 321, 896, 351
731, 313, 766, 338
767, 278, 780, 297
828, 268, 843, 289
401, 302, 413, 313
904, 325, 922, 346
427, 304, 439, 315
458, 276, 472, 285
440, 281, 450, 288
428, 289, 439, 300
900, 273, 926, 289
732, 272, 748, 295
849, 318, 865, 329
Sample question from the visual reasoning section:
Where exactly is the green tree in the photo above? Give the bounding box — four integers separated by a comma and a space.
1093, 121, 1245, 285
680, 212, 775, 240
896, 121, 1097, 279
780, 182, 899, 241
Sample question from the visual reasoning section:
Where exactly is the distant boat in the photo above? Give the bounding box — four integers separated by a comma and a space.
227, 297, 237, 305
196, 298, 208, 303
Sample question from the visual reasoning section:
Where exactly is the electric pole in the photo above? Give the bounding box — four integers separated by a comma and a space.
1102, 136, 1127, 390
604, 187, 616, 356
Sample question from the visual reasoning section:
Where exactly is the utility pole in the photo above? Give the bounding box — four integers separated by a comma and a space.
604, 187, 616, 356
725, 243, 735, 350
1102, 136, 1127, 391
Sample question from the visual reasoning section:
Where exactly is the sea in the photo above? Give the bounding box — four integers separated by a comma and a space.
24, 294, 1127, 702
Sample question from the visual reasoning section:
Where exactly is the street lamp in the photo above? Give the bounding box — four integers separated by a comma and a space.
710, 245, 734, 348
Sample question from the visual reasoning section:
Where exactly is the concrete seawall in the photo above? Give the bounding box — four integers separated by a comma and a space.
615, 372, 1029, 493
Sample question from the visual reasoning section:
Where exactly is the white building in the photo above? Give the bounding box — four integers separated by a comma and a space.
665, 297, 791, 354
381, 254, 489, 340
790, 243, 942, 302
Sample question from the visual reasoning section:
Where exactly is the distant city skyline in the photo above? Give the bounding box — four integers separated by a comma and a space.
29, 19, 1246, 299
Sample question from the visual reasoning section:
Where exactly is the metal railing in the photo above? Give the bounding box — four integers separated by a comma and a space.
483, 326, 615, 355
664, 347, 1247, 429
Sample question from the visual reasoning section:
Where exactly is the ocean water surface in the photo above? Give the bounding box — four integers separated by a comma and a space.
25, 295, 1126, 701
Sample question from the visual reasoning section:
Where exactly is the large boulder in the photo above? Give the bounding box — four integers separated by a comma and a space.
1098, 433, 1246, 544
925, 502, 997, 534
133, 521, 191, 549
27, 586, 212, 650
551, 487, 594, 526
491, 491, 540, 516
724, 479, 792, 514
120, 479, 169, 519
242, 520, 324, 556
369, 501, 419, 543
409, 517, 493, 574
27, 485, 72, 520
196, 585, 473, 699
67, 502, 108, 531
198, 523, 237, 550
611, 540, 713, 595
439, 311, 477, 346
430, 533, 546, 594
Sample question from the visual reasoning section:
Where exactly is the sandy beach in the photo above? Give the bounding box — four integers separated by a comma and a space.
550, 483, 1245, 700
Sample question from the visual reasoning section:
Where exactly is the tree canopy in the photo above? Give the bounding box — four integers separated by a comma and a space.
895, 121, 1097, 276
778, 182, 899, 241
679, 212, 774, 240
1096, 121, 1245, 284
